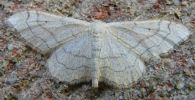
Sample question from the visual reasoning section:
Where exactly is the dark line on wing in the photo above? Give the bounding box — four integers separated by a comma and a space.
134, 21, 177, 46
111, 26, 154, 57
110, 20, 178, 61
25, 10, 50, 49
36, 10, 59, 44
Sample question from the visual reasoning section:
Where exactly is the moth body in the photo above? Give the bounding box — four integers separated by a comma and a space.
90, 21, 106, 88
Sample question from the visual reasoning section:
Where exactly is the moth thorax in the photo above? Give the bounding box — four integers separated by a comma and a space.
90, 21, 110, 35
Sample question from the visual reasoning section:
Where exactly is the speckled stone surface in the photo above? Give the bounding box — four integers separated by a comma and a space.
0, 0, 195, 99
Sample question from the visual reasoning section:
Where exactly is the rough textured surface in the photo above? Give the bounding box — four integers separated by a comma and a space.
7, 10, 191, 88
0, 0, 195, 99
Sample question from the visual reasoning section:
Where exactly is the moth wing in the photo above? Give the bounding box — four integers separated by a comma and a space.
99, 20, 191, 88
7, 10, 89, 54
108, 20, 191, 62
96, 31, 145, 88
47, 30, 93, 84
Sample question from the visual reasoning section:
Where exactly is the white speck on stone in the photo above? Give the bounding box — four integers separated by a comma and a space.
176, 81, 185, 89
68, 94, 82, 100
161, 72, 169, 81
173, 0, 181, 5
7, 43, 14, 51
5, 71, 18, 85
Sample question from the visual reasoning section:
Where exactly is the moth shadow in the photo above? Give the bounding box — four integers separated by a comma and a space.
63, 81, 117, 98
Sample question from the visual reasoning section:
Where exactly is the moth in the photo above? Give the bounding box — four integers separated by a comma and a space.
7, 10, 191, 88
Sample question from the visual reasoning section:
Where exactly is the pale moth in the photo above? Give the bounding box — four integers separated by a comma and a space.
7, 10, 191, 88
